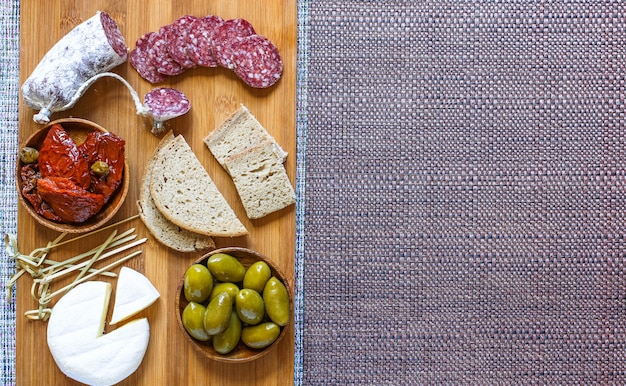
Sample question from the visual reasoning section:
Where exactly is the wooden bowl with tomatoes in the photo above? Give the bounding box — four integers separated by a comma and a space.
16, 118, 130, 234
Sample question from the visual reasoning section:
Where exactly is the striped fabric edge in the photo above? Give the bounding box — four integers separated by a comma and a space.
293, 0, 309, 384
0, 0, 20, 385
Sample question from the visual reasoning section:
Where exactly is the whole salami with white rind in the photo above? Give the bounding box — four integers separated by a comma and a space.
21, 11, 128, 124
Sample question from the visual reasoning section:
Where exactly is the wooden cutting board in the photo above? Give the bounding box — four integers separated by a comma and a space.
16, 0, 296, 385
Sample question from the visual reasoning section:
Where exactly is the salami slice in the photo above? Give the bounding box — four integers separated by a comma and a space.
211, 18, 256, 69
185, 15, 223, 67
152, 28, 186, 76
143, 88, 191, 134
21, 11, 128, 124
166, 15, 198, 69
130, 32, 166, 84
231, 35, 283, 88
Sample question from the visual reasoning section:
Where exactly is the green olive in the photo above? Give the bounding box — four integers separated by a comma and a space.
241, 322, 280, 349
263, 277, 290, 327
203, 292, 233, 335
182, 302, 211, 341
206, 253, 246, 282
235, 289, 265, 325
90, 160, 110, 176
19, 147, 39, 164
212, 310, 242, 354
184, 264, 213, 303
209, 282, 239, 302
243, 261, 271, 293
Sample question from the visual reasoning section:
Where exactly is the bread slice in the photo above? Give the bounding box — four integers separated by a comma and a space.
203, 104, 287, 169
137, 133, 216, 252
225, 140, 295, 219
149, 134, 248, 237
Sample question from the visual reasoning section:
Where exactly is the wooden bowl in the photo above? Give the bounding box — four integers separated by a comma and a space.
16, 118, 130, 234
176, 247, 292, 363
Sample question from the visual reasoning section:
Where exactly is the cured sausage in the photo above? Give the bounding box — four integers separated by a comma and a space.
130, 32, 167, 84
152, 28, 186, 76
210, 18, 256, 69
166, 15, 198, 69
130, 15, 283, 89
185, 15, 223, 67
21, 11, 128, 124
231, 35, 283, 88
143, 88, 191, 134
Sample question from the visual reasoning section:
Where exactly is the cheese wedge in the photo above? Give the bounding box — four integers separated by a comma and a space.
110, 267, 160, 325
47, 281, 150, 386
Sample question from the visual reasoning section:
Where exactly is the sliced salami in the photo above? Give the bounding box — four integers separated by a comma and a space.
143, 88, 191, 134
152, 28, 186, 76
21, 11, 128, 124
129, 32, 166, 84
231, 35, 283, 88
165, 15, 198, 69
211, 18, 256, 69
185, 15, 223, 67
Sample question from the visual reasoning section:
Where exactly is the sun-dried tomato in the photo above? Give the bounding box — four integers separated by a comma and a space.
38, 124, 91, 189
19, 124, 125, 224
19, 164, 64, 222
78, 131, 126, 201
37, 177, 105, 223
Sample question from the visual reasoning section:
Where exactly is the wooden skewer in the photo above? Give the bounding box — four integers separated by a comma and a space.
73, 230, 117, 285
42, 238, 147, 283
4, 214, 143, 318
41, 250, 143, 304
40, 229, 137, 273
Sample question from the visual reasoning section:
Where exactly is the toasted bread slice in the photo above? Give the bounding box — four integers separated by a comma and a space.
203, 104, 287, 169
225, 140, 295, 219
149, 134, 248, 237
137, 133, 216, 252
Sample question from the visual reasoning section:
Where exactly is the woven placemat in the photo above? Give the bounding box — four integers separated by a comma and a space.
0, 0, 19, 384
295, 1, 626, 384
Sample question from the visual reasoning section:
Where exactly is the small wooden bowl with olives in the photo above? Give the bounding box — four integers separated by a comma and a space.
175, 247, 293, 363
16, 118, 130, 234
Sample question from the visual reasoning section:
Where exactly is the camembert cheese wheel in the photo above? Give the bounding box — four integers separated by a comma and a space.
47, 281, 150, 386
110, 267, 160, 325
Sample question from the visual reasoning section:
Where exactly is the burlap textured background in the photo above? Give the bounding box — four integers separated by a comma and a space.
294, 1, 626, 384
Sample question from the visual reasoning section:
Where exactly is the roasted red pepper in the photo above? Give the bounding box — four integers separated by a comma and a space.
20, 124, 125, 224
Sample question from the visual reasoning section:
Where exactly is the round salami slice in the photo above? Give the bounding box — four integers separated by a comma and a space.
211, 18, 256, 69
165, 15, 198, 69
143, 88, 191, 134
185, 15, 223, 67
231, 35, 283, 88
152, 28, 186, 76
130, 32, 166, 84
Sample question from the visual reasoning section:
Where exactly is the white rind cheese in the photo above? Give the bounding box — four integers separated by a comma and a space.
110, 267, 160, 325
47, 281, 150, 386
